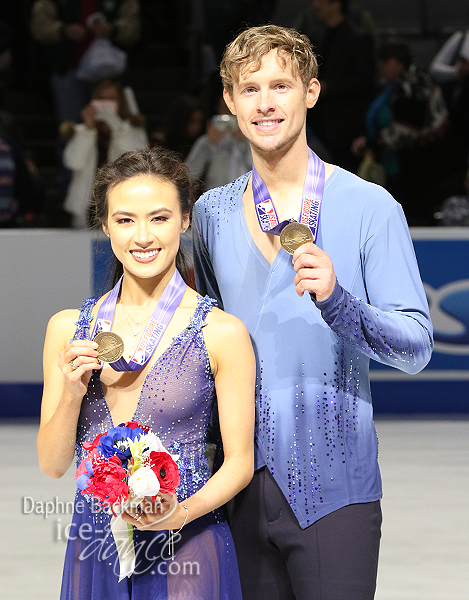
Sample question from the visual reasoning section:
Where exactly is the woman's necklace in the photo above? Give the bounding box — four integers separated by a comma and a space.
121, 301, 153, 337
91, 270, 187, 372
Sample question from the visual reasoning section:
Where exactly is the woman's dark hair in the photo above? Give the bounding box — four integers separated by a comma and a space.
91, 147, 195, 287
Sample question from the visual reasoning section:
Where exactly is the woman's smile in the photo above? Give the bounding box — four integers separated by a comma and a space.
130, 248, 160, 262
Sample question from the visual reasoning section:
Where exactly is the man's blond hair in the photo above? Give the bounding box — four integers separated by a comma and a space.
220, 25, 318, 95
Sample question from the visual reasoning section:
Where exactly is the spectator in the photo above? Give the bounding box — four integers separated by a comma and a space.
30, 0, 141, 124
0, 20, 44, 227
185, 95, 251, 192
0, 19, 11, 100
0, 112, 46, 227
0, 132, 18, 226
353, 38, 448, 226
295, 0, 379, 54
306, 0, 376, 172
157, 94, 206, 160
60, 79, 147, 228
430, 30, 469, 196
429, 29, 469, 88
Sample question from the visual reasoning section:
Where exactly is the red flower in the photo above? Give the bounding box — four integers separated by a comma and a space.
81, 455, 129, 511
85, 447, 101, 464
122, 420, 150, 433
149, 451, 180, 494
75, 447, 102, 490
83, 432, 106, 452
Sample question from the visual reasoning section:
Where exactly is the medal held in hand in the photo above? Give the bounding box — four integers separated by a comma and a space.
280, 220, 314, 254
90, 269, 187, 372
252, 148, 325, 249
93, 331, 124, 363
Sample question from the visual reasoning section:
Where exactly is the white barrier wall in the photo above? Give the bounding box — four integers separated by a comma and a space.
0, 230, 94, 384
1, 227, 468, 417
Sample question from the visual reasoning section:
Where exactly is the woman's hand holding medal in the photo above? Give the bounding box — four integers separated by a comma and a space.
59, 339, 101, 397
292, 242, 337, 302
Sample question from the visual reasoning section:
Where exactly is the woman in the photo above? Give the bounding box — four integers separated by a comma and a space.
61, 80, 148, 228
38, 147, 255, 599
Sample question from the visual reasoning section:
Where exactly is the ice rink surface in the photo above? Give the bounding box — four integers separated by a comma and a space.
2, 417, 468, 600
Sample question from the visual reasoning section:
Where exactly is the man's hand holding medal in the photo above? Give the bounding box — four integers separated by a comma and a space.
292, 241, 337, 302
252, 148, 335, 301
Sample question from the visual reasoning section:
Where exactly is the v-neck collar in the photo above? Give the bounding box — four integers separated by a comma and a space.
238, 172, 286, 273
237, 165, 338, 271
95, 298, 211, 427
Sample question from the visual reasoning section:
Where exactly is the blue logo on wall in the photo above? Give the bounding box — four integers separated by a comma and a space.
424, 279, 469, 355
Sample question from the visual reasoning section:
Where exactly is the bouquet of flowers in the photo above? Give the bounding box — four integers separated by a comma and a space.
75, 420, 180, 579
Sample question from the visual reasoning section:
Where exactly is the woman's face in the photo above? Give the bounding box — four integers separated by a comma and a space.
95, 83, 125, 118
96, 84, 119, 102
103, 175, 189, 281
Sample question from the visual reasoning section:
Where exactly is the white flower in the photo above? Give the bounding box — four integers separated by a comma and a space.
128, 467, 160, 497
136, 433, 180, 462
140, 433, 167, 453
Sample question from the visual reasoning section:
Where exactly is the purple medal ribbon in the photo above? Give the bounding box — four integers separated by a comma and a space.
91, 269, 187, 371
252, 148, 325, 241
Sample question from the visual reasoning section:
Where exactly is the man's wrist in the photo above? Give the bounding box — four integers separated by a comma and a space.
310, 279, 341, 308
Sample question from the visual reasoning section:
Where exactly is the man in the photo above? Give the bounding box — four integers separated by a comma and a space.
430, 27, 469, 182
192, 25, 433, 600
353, 38, 448, 225
307, 0, 376, 172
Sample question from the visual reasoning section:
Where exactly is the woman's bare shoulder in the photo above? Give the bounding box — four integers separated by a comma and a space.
202, 304, 254, 377
203, 304, 250, 344
49, 292, 110, 327
42, 310, 80, 357
178, 288, 251, 346
48, 308, 80, 327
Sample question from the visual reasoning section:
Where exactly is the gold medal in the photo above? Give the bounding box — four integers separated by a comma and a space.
280, 221, 314, 254
93, 331, 124, 364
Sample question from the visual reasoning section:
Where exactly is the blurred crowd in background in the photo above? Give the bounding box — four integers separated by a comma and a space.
1, 0, 469, 229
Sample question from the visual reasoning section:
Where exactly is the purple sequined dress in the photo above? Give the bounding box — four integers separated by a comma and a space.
60, 296, 242, 600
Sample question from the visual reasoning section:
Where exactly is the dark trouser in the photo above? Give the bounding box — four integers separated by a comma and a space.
229, 467, 382, 600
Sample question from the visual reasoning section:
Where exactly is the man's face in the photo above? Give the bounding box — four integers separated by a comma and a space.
223, 49, 319, 157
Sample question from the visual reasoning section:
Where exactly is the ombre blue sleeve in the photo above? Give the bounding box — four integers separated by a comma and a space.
314, 204, 433, 374
192, 198, 224, 309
